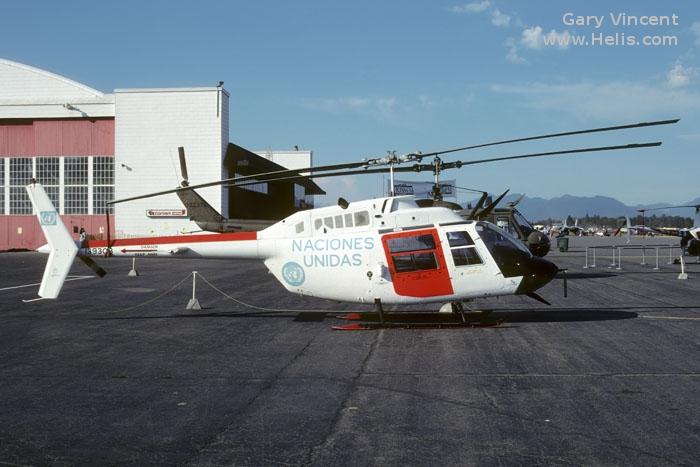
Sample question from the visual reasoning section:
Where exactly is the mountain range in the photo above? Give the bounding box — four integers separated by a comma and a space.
482, 194, 700, 222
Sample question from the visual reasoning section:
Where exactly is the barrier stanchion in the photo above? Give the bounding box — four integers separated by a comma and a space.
616, 247, 623, 270
641, 246, 646, 266
654, 247, 660, 270
186, 271, 202, 310
678, 256, 688, 280
592, 247, 597, 268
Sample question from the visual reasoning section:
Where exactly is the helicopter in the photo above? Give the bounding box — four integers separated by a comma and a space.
26, 118, 678, 326
636, 204, 700, 256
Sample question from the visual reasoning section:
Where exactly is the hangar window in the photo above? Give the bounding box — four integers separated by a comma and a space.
64, 157, 88, 214
354, 211, 370, 227
295, 221, 305, 234
9, 158, 33, 214
36, 157, 60, 210
387, 233, 439, 274
93, 157, 114, 214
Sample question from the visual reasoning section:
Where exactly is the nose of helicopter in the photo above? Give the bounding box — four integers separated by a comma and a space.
515, 256, 559, 294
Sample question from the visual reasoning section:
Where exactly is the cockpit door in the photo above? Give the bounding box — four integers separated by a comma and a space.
381, 228, 454, 297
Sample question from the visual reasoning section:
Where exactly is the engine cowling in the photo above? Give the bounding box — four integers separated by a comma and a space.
526, 231, 551, 257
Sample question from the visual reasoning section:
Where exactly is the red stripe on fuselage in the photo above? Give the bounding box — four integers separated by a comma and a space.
87, 231, 257, 248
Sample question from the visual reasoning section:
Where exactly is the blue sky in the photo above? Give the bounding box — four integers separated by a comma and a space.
2, 0, 699, 205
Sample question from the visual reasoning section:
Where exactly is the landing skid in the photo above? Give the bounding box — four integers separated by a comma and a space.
332, 307, 504, 331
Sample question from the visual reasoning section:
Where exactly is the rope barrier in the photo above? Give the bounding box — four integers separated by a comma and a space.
108, 272, 193, 313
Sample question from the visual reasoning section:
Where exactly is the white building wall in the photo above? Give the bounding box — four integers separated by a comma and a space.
114, 87, 228, 237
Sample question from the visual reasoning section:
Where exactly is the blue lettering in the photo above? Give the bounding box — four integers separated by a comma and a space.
303, 256, 314, 267
342, 238, 354, 250
341, 255, 352, 267
314, 239, 325, 251
364, 237, 374, 249
292, 240, 302, 252
330, 239, 341, 250
313, 256, 326, 267
352, 253, 362, 266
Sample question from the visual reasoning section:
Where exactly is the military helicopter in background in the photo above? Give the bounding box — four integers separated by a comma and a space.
461, 193, 551, 257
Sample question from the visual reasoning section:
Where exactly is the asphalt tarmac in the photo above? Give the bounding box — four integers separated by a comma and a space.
0, 236, 698, 466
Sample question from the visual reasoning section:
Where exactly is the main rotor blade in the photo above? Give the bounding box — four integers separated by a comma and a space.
109, 159, 372, 205
638, 204, 699, 212
110, 122, 671, 205
418, 119, 678, 159
228, 141, 663, 188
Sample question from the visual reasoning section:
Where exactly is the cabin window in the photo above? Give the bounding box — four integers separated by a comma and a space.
334, 215, 344, 228
447, 231, 475, 247
448, 230, 482, 266
324, 217, 334, 229
295, 221, 305, 234
388, 234, 435, 253
344, 213, 354, 228
314, 219, 323, 230
388, 233, 439, 273
354, 211, 370, 227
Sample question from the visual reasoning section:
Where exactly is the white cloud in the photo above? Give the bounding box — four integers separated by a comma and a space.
667, 63, 692, 88
490, 81, 700, 121
504, 37, 525, 64
521, 26, 571, 50
450, 1, 490, 14
490, 9, 510, 27
521, 26, 543, 49
691, 21, 700, 46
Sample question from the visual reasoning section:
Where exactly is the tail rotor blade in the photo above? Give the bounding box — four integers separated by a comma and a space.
78, 254, 107, 278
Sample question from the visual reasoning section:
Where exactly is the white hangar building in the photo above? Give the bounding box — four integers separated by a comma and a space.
0, 58, 320, 250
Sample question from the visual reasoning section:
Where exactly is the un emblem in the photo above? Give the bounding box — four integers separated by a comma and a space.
40, 211, 57, 226
281, 261, 305, 286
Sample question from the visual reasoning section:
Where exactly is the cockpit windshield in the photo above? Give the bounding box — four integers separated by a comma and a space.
476, 222, 532, 256
513, 210, 534, 235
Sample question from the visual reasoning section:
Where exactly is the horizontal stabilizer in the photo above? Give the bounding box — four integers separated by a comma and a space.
26, 183, 78, 299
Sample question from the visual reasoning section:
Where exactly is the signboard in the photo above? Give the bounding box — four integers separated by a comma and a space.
389, 179, 456, 198
146, 209, 188, 218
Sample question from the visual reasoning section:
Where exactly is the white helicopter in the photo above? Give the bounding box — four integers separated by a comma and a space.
27, 118, 678, 325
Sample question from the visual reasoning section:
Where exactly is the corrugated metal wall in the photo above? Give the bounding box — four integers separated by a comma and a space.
0, 215, 114, 251
0, 118, 115, 250
0, 118, 114, 157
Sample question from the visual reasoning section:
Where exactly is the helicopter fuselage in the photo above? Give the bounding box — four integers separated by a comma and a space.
81, 196, 558, 305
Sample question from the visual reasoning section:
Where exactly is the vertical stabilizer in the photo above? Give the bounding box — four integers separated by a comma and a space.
26, 183, 78, 298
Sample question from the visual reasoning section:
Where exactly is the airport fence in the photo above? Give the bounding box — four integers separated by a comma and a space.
582, 243, 683, 271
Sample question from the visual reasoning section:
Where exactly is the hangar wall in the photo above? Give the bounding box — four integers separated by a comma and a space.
0, 58, 314, 250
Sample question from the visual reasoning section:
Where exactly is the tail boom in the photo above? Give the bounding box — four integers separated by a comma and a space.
82, 231, 266, 259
